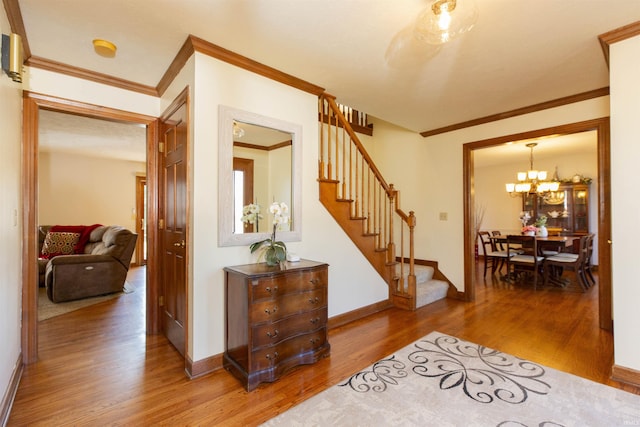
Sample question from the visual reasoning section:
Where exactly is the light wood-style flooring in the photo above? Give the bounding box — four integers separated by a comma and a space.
8, 263, 640, 426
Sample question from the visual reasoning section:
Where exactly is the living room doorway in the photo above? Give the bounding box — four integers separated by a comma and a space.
21, 92, 159, 363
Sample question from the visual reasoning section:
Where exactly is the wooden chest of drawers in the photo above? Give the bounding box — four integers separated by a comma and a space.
223, 259, 330, 391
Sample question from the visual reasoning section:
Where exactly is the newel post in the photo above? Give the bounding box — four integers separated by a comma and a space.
408, 211, 416, 276
387, 184, 396, 263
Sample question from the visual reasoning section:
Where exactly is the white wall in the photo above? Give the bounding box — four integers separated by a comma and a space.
38, 151, 145, 232
161, 52, 388, 361
610, 35, 640, 372
0, 7, 25, 417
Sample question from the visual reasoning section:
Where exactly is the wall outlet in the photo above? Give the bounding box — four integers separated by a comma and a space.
439, 212, 448, 221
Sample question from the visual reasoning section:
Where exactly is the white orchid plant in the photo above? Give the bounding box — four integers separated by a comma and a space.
249, 202, 290, 266
240, 203, 263, 230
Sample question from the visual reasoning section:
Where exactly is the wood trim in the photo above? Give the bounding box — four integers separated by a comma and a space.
186, 353, 224, 379
145, 119, 160, 334
186, 287, 432, 377
233, 140, 292, 152
420, 88, 610, 138
596, 118, 612, 331
21, 91, 160, 363
21, 95, 39, 364
156, 36, 196, 97
462, 118, 612, 332
189, 35, 325, 96
185, 298, 395, 379
134, 176, 147, 266
25, 56, 158, 97
0, 353, 22, 426
2, 0, 30, 57
327, 300, 393, 330
24, 91, 157, 123
598, 21, 640, 67
611, 364, 640, 388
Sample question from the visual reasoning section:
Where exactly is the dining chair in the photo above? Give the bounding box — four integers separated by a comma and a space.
506, 235, 545, 289
553, 233, 595, 288
478, 231, 513, 277
491, 230, 505, 250
583, 233, 596, 287
542, 234, 589, 291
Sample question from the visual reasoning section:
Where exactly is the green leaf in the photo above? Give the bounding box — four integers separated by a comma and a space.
249, 239, 269, 253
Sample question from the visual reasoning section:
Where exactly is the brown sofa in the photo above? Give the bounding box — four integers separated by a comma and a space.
38, 225, 137, 303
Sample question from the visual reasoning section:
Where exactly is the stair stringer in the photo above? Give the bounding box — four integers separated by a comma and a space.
319, 179, 399, 295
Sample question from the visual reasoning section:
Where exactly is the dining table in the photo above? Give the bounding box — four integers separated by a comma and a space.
488, 234, 581, 286
489, 234, 579, 252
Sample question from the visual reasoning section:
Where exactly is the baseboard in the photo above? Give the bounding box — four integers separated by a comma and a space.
184, 300, 393, 379
327, 299, 393, 329
0, 353, 23, 427
611, 364, 640, 388
185, 353, 223, 379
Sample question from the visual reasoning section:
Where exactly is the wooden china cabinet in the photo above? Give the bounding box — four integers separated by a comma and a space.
523, 182, 590, 235
223, 259, 330, 391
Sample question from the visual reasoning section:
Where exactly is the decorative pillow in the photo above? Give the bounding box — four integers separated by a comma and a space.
40, 231, 81, 259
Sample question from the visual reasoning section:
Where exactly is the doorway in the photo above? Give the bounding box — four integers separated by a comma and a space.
463, 118, 612, 331
21, 92, 160, 363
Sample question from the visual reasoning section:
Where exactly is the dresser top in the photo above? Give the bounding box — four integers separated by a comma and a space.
223, 259, 327, 277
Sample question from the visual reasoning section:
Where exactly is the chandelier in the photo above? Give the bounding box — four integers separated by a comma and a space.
414, 0, 479, 45
505, 143, 560, 196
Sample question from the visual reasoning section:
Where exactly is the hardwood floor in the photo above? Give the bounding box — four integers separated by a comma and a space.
8, 263, 640, 426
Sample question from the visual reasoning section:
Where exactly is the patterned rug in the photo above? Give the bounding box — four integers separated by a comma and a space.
262, 331, 640, 426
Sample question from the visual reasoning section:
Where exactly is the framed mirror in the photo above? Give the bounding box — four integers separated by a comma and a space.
218, 105, 302, 246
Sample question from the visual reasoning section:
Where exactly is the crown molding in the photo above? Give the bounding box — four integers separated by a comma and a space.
598, 20, 640, 67
187, 35, 325, 96
25, 56, 159, 97
419, 87, 610, 138
3, 0, 30, 57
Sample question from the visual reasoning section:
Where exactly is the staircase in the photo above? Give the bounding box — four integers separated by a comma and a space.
318, 94, 449, 310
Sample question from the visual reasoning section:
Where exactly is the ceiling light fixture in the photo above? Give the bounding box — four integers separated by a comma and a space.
414, 0, 478, 45
506, 143, 560, 196
92, 39, 117, 58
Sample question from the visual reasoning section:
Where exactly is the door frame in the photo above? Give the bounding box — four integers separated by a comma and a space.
463, 117, 612, 331
135, 175, 147, 266
21, 92, 160, 363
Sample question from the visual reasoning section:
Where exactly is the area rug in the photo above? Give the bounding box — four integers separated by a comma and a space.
38, 284, 133, 321
262, 331, 640, 426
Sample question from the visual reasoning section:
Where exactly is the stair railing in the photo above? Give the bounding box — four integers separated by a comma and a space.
318, 93, 416, 301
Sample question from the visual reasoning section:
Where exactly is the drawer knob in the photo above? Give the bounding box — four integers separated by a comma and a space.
265, 286, 278, 293
310, 317, 320, 324
266, 329, 279, 338
264, 307, 278, 315
309, 296, 320, 304
266, 352, 279, 360
310, 338, 319, 345
309, 278, 320, 285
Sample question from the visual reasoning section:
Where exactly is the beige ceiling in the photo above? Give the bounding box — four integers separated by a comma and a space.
15, 0, 640, 134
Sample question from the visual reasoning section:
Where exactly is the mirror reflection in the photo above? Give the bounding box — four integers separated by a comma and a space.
232, 122, 293, 234
218, 105, 302, 247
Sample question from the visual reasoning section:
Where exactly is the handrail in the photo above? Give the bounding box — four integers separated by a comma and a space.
322, 95, 393, 195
